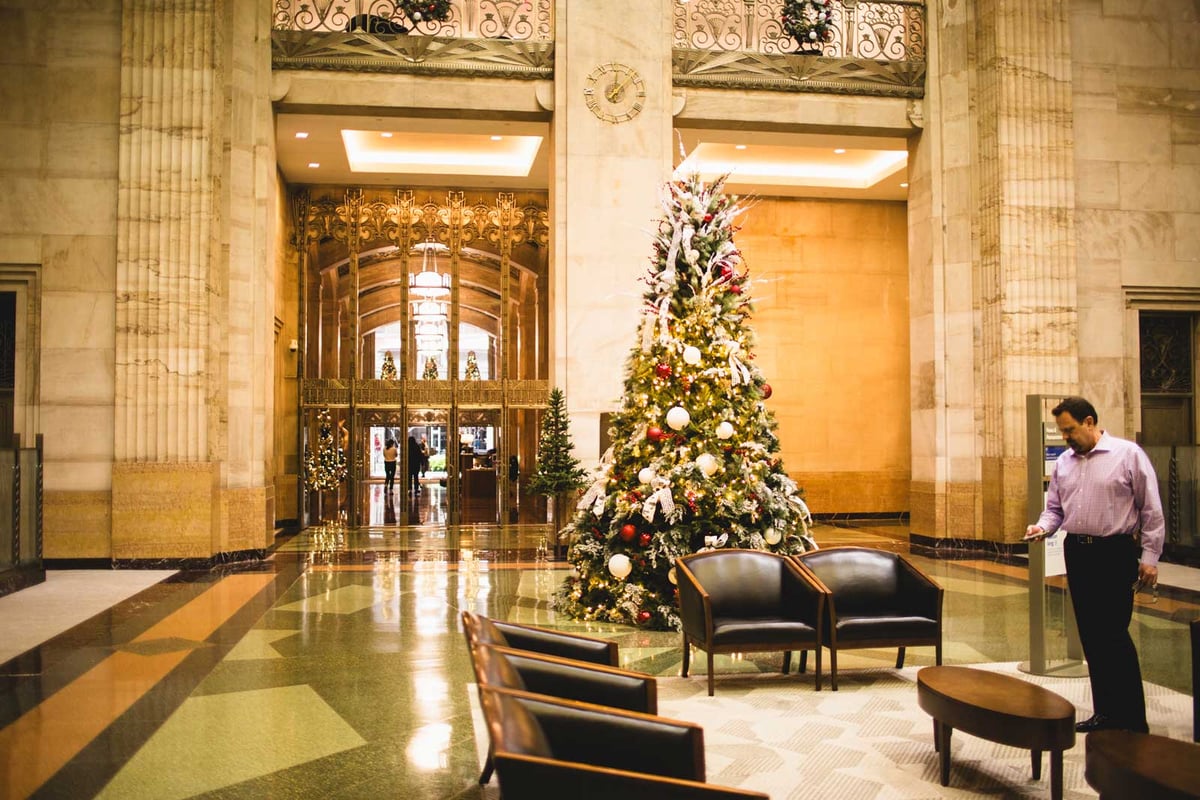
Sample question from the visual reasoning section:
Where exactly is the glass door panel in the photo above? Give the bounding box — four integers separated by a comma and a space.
407, 408, 449, 526
458, 408, 500, 524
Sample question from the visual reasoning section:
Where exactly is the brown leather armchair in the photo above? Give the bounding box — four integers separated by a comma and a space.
479, 686, 769, 800
462, 610, 618, 666
677, 548, 826, 696
794, 546, 943, 690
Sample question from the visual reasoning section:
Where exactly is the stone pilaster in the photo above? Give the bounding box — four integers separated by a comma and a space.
976, 0, 1078, 539
113, 0, 275, 558
552, 0, 675, 464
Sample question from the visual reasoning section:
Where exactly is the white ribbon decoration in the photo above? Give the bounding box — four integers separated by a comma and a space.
699, 532, 729, 551
641, 477, 676, 523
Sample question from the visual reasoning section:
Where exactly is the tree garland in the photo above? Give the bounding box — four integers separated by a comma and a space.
397, 0, 452, 24
781, 0, 835, 49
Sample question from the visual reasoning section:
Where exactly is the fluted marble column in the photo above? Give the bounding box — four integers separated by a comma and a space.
910, 0, 1078, 544
113, 0, 275, 559
976, 0, 1078, 537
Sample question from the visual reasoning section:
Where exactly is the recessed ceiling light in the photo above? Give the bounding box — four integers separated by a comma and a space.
834, 148, 846, 154
900, 182, 909, 188
307, 162, 320, 168
380, 132, 393, 138
490, 135, 503, 141
295, 132, 309, 139
734, 144, 747, 150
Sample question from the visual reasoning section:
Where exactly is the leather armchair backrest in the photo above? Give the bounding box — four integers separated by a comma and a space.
482, 689, 553, 759
801, 549, 903, 616
465, 612, 510, 648
472, 644, 528, 692
684, 551, 784, 618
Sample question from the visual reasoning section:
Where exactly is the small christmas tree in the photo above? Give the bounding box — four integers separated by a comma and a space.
554, 174, 814, 630
423, 356, 439, 380
379, 351, 397, 380
464, 350, 481, 380
305, 409, 348, 520
528, 387, 588, 547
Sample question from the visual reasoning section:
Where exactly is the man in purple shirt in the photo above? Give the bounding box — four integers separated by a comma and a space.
1025, 396, 1164, 734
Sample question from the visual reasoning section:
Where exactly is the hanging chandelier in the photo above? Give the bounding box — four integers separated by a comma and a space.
409, 240, 450, 299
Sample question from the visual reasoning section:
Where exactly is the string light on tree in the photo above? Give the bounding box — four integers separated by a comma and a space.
554, 173, 814, 630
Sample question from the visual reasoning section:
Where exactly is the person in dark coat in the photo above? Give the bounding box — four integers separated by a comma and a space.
407, 435, 422, 494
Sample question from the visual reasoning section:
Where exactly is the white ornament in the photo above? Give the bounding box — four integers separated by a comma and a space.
715, 421, 735, 440
608, 553, 632, 580
413, 11, 423, 20
809, 30, 817, 40
666, 406, 691, 430
638, 467, 656, 485
667, 567, 678, 585
696, 453, 719, 477
764, 528, 782, 545
682, 346, 702, 365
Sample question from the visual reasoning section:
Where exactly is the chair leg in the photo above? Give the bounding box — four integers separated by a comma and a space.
479, 753, 494, 785
681, 634, 691, 677
830, 647, 838, 691
707, 651, 715, 697
799, 650, 809, 674
814, 647, 822, 691
936, 642, 943, 665
896, 646, 906, 669
782, 650, 791, 675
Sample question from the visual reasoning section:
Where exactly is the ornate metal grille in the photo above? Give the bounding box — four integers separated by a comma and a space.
272, 0, 553, 40
1140, 313, 1192, 394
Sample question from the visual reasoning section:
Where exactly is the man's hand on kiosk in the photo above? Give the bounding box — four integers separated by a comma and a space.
1024, 525, 1051, 542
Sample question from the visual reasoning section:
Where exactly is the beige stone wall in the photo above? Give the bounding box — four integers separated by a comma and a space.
742, 198, 910, 514
0, 2, 123, 553
1071, 0, 1200, 434
273, 171, 301, 524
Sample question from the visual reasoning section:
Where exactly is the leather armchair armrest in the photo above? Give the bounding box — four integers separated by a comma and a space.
676, 562, 711, 642
515, 692, 705, 781
490, 645, 657, 713
495, 754, 770, 800
782, 559, 826, 625
895, 556, 943, 618
491, 619, 619, 666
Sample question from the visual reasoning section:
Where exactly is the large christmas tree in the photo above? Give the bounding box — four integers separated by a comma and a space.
555, 174, 814, 630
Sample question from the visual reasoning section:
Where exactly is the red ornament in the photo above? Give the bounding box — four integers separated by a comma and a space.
703, 213, 713, 222
620, 524, 637, 542
637, 610, 652, 623
655, 363, 673, 379
638, 532, 653, 547
730, 282, 742, 294
762, 383, 773, 399
647, 426, 664, 442
682, 376, 693, 391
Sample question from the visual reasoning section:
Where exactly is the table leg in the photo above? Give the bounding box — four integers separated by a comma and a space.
932, 718, 940, 752
1031, 748, 1041, 780
939, 723, 952, 786
1050, 750, 1062, 800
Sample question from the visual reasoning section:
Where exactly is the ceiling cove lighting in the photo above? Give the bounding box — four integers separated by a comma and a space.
295, 132, 309, 139
307, 162, 320, 168
341, 130, 543, 176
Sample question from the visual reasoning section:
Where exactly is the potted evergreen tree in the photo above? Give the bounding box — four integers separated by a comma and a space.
528, 387, 588, 557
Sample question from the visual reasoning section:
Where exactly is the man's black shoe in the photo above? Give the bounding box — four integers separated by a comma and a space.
1075, 714, 1118, 733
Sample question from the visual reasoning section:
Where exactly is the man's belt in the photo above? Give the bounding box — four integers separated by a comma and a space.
1068, 532, 1135, 544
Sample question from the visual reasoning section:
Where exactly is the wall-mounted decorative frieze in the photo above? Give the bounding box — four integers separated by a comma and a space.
673, 49, 924, 97
302, 379, 352, 407
271, 31, 554, 78
273, 0, 553, 40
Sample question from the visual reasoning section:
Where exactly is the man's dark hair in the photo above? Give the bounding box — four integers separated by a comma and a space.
1051, 396, 1098, 425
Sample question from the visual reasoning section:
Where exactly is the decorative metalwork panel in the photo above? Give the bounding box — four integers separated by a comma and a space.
1140, 314, 1193, 394
673, 0, 924, 60
356, 379, 404, 407
303, 379, 352, 407
673, 48, 924, 96
273, 0, 553, 40
272, 30, 553, 77
404, 380, 454, 405
456, 381, 506, 406
505, 379, 549, 407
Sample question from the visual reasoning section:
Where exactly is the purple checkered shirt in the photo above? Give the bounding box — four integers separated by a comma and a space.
1036, 431, 1165, 567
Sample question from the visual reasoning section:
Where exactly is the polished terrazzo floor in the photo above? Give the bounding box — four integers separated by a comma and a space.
1, 521, 1196, 799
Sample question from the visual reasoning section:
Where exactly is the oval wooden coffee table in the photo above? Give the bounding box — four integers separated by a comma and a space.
917, 666, 1075, 799
1086, 729, 1200, 798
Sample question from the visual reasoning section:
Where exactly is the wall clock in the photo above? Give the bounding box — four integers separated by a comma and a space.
583, 62, 646, 124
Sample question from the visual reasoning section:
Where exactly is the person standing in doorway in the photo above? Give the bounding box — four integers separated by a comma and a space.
382, 439, 398, 494
1025, 396, 1165, 734
419, 436, 430, 477
408, 435, 422, 494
